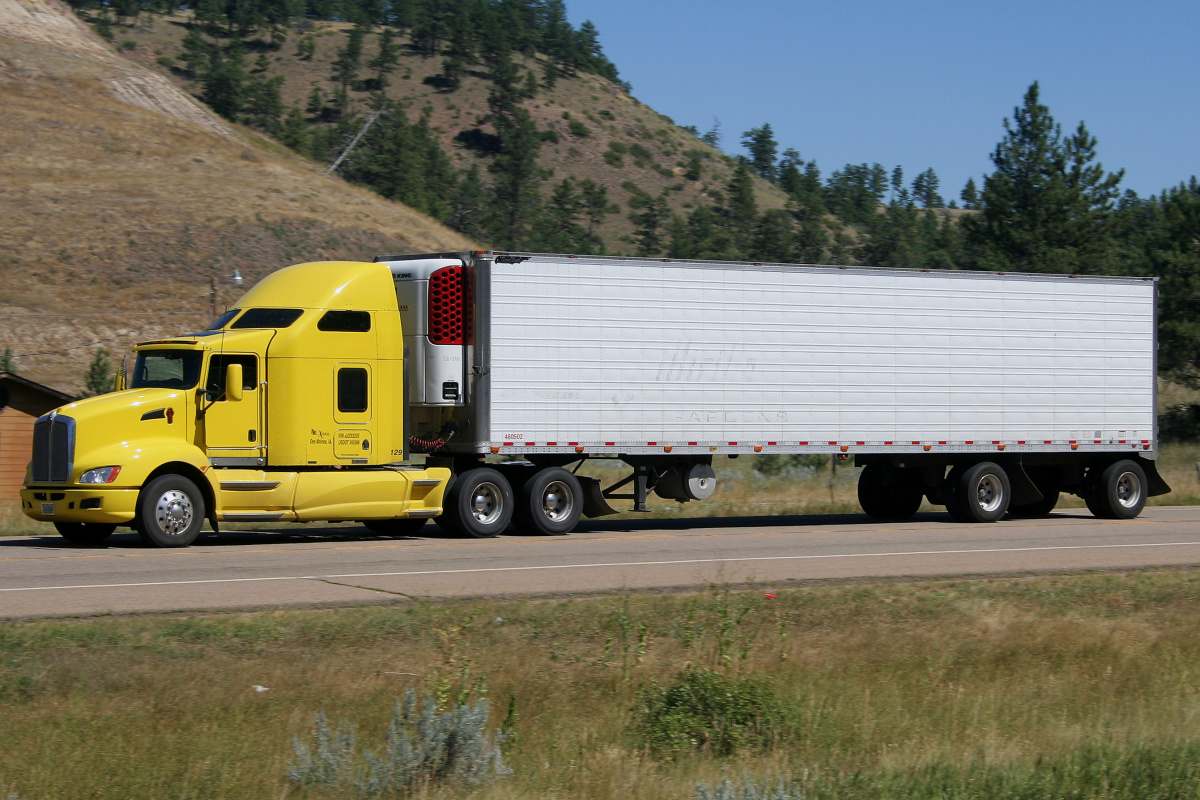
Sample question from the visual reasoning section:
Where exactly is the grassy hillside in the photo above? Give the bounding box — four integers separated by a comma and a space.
97, 9, 790, 249
0, 0, 473, 392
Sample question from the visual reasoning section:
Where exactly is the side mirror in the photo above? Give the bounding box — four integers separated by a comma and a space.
225, 363, 244, 402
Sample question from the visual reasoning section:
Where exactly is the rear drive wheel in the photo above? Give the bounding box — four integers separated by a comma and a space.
442, 467, 513, 538
1086, 460, 1147, 519
857, 464, 923, 521
947, 462, 1011, 523
513, 467, 583, 535
362, 518, 429, 536
135, 474, 205, 547
54, 522, 116, 546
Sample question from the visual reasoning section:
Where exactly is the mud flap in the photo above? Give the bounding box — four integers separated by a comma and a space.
1140, 457, 1172, 497
579, 476, 618, 518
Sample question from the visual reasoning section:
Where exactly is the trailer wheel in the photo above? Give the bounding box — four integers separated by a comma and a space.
857, 464, 923, 521
135, 474, 205, 547
54, 522, 116, 546
362, 518, 429, 537
947, 462, 1010, 522
442, 467, 513, 538
514, 467, 583, 535
1085, 460, 1147, 519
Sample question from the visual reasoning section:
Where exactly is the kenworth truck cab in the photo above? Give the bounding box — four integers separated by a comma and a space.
21, 261, 452, 546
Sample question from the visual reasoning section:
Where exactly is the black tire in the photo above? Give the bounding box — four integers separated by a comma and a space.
362, 518, 429, 536
1086, 459, 1148, 519
135, 474, 206, 547
857, 463, 923, 521
54, 522, 116, 546
441, 467, 513, 538
947, 461, 1011, 523
513, 467, 583, 535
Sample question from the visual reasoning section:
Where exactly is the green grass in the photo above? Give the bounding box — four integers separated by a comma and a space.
5, 571, 1200, 797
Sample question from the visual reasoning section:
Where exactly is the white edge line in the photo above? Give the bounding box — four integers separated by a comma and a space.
5, 540, 1200, 593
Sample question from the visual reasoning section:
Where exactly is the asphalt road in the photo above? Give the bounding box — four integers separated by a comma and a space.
2, 506, 1199, 619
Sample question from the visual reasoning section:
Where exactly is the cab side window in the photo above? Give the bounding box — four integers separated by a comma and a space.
207, 355, 258, 399
318, 311, 372, 332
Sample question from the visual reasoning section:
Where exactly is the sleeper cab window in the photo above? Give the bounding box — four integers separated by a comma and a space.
318, 311, 372, 332
337, 367, 369, 414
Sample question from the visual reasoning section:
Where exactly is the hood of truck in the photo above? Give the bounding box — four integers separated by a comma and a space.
33, 388, 194, 485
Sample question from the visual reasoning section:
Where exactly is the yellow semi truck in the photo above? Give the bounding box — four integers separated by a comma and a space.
21, 260, 454, 546
21, 251, 1168, 547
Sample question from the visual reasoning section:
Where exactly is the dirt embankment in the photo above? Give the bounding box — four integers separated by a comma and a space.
0, 0, 471, 392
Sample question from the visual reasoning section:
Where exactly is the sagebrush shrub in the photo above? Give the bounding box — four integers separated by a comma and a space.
289, 689, 510, 795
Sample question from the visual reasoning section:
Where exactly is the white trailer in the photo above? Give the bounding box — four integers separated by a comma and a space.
379, 251, 1169, 535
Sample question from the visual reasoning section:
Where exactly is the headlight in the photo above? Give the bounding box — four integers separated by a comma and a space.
79, 466, 122, 484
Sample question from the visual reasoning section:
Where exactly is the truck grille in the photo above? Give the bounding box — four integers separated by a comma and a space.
31, 414, 74, 483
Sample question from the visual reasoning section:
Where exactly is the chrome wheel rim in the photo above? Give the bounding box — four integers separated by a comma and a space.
541, 480, 575, 522
975, 474, 1003, 513
470, 482, 503, 525
154, 490, 194, 535
1115, 472, 1143, 509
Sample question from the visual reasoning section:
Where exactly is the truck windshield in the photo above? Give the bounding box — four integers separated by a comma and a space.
130, 350, 204, 390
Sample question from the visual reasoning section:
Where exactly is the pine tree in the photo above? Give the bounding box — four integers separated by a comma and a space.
331, 26, 365, 112
484, 53, 544, 248
912, 168, 944, 208
628, 189, 670, 256
1145, 178, 1200, 387
279, 105, 309, 153
964, 82, 1124, 273
202, 41, 247, 120
960, 177, 979, 209
368, 28, 399, 89
84, 347, 113, 396
741, 124, 778, 182
296, 34, 316, 60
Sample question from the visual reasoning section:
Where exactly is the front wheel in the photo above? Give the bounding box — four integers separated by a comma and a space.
441, 467, 513, 538
513, 467, 583, 535
135, 474, 206, 547
54, 522, 116, 546
946, 462, 1011, 523
1086, 460, 1147, 519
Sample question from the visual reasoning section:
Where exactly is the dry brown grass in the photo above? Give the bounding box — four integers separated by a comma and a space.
0, 7, 473, 392
4, 571, 1200, 798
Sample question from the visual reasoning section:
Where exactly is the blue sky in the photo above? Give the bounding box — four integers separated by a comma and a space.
565, 0, 1198, 200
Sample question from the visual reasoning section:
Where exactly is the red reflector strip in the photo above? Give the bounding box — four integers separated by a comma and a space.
939, 441, 947, 445
605, 442, 615, 446
688, 442, 698, 446
1045, 440, 1052, 444
768, 442, 776, 446
503, 442, 514, 446
912, 441, 920, 445
799, 441, 808, 445
1094, 440, 1102, 444
1018, 441, 1026, 444
885, 441, 893, 445
856, 441, 864, 446
992, 441, 1000, 445
547, 442, 557, 446
729, 442, 738, 446
525, 442, 536, 446
1069, 440, 1077, 444
965, 440, 973, 444
647, 442, 656, 446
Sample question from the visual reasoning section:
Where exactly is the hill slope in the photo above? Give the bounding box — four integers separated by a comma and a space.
0, 0, 472, 392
